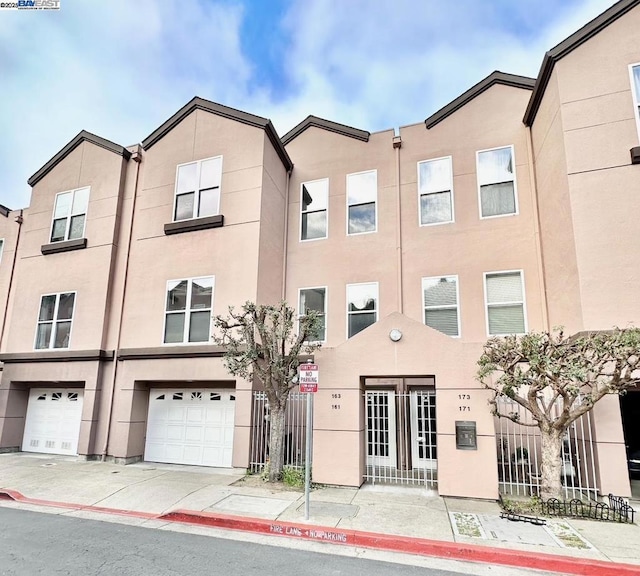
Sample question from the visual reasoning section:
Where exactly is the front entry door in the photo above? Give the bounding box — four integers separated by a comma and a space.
366, 390, 397, 468
410, 390, 437, 470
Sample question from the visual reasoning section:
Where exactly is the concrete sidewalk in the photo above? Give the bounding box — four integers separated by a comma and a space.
1, 453, 639, 575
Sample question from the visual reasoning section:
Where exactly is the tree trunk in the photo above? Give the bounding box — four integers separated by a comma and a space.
540, 428, 563, 500
268, 405, 286, 482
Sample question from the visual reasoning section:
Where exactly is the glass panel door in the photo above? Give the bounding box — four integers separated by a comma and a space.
366, 391, 397, 468
410, 390, 437, 470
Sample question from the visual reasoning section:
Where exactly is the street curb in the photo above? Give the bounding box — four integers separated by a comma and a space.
0, 488, 157, 520
2, 488, 639, 576
160, 509, 640, 576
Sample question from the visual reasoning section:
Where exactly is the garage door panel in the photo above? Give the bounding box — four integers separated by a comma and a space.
145, 388, 235, 468
22, 388, 83, 456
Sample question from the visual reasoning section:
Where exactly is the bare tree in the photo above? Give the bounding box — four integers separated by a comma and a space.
477, 328, 640, 500
212, 301, 322, 482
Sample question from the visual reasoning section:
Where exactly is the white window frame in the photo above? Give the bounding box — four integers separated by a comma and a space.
0, 238, 4, 265
172, 156, 223, 222
483, 269, 527, 337
297, 286, 328, 343
162, 276, 215, 345
33, 291, 77, 350
346, 170, 378, 236
299, 178, 329, 242
49, 187, 90, 243
346, 282, 379, 338
417, 156, 455, 227
421, 275, 460, 338
629, 63, 640, 142
476, 145, 519, 220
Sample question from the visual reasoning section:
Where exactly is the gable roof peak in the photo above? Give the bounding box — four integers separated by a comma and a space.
28, 130, 131, 187
282, 115, 370, 145
424, 71, 535, 130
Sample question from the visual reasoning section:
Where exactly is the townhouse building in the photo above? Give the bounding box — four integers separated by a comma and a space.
1, 0, 639, 500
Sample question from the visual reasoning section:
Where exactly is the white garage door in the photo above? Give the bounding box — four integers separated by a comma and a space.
145, 388, 235, 467
22, 388, 84, 456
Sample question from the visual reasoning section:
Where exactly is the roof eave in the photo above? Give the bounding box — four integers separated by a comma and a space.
141, 97, 292, 171
424, 72, 535, 130
282, 116, 370, 146
28, 131, 131, 187
524, 0, 640, 126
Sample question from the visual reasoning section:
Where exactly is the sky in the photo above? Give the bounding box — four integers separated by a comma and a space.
0, 0, 619, 209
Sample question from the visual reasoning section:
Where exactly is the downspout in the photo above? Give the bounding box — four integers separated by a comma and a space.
0, 209, 23, 350
282, 168, 292, 301
393, 134, 403, 313
526, 127, 550, 331
101, 147, 142, 461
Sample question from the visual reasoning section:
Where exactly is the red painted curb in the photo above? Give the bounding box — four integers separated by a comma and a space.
159, 509, 640, 576
0, 488, 157, 520
3, 487, 640, 576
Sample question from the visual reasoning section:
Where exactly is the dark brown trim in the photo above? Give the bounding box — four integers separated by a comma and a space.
631, 146, 640, 165
164, 215, 224, 235
0, 204, 10, 218
424, 71, 535, 129
141, 97, 293, 171
282, 116, 370, 146
40, 237, 87, 255
117, 345, 226, 361
28, 131, 132, 187
524, 0, 640, 125
0, 350, 114, 364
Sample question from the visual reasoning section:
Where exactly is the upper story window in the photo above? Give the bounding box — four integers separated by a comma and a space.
164, 276, 214, 344
418, 157, 454, 226
298, 287, 326, 341
50, 187, 90, 242
301, 179, 328, 241
422, 276, 459, 337
630, 64, 640, 139
484, 271, 526, 336
477, 146, 517, 218
0, 238, 4, 264
347, 282, 378, 338
347, 170, 377, 235
35, 292, 76, 349
174, 157, 222, 222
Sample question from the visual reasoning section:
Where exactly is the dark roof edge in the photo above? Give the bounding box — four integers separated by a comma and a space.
0, 204, 10, 217
28, 131, 132, 187
282, 116, 370, 146
424, 71, 535, 130
524, 0, 640, 125
141, 97, 292, 171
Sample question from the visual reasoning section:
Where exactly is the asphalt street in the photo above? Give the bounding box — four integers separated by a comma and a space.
0, 507, 471, 576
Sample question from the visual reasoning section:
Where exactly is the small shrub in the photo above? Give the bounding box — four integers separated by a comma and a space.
282, 466, 305, 488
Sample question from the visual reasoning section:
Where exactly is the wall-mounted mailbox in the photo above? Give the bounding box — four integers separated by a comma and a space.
455, 420, 477, 450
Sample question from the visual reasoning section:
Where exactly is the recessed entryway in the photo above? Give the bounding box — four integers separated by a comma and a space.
144, 388, 235, 467
22, 388, 84, 456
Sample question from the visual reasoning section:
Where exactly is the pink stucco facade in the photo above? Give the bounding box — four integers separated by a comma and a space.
1, 1, 639, 500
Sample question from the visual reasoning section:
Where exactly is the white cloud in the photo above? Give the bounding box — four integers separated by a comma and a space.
0, 0, 621, 209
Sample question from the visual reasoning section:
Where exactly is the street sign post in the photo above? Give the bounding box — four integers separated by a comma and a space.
299, 362, 318, 520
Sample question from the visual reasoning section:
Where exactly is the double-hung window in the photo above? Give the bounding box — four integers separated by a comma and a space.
174, 157, 222, 221
422, 276, 460, 337
164, 277, 214, 344
347, 170, 377, 234
347, 282, 378, 338
50, 188, 90, 242
300, 179, 328, 240
630, 64, 640, 138
298, 287, 326, 341
477, 146, 517, 218
484, 271, 526, 335
418, 157, 453, 225
35, 292, 76, 349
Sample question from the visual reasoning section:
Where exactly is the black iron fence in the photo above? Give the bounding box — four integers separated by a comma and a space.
541, 494, 635, 524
